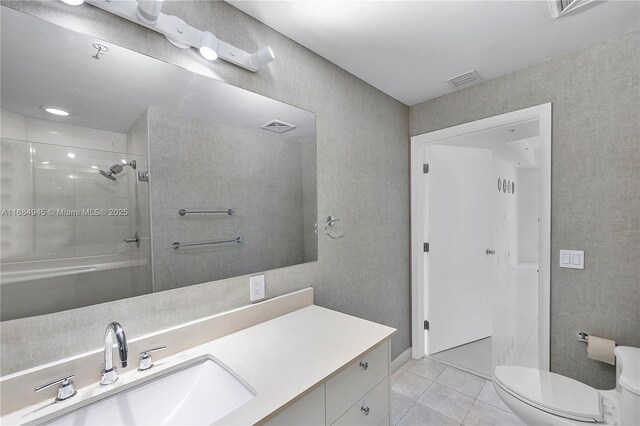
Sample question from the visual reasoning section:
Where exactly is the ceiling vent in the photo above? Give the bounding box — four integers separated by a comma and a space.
549, 0, 605, 18
260, 119, 297, 134
446, 70, 482, 88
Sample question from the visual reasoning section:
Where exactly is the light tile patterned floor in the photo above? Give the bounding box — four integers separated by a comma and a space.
392, 358, 526, 426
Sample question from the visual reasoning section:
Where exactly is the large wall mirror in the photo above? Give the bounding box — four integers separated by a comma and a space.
0, 7, 317, 321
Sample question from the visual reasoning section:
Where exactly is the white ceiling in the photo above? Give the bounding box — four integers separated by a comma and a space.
228, 0, 640, 106
1, 7, 315, 143
434, 120, 540, 168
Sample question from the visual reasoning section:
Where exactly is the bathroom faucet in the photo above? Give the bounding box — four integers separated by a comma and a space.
100, 322, 128, 385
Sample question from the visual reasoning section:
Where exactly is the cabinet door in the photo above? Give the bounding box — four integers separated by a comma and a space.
265, 384, 325, 426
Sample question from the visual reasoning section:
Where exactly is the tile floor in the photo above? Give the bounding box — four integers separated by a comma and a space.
392, 358, 526, 426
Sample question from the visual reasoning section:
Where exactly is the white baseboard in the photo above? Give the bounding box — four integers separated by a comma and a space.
425, 355, 492, 380
391, 347, 413, 374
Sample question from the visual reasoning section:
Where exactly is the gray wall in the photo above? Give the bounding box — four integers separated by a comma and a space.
410, 31, 640, 389
0, 1, 410, 375
148, 107, 310, 290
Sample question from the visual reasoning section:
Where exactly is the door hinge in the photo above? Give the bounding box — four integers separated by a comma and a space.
423, 242, 429, 252
424, 320, 430, 330
423, 163, 429, 173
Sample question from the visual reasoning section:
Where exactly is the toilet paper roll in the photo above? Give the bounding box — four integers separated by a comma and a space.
587, 335, 616, 365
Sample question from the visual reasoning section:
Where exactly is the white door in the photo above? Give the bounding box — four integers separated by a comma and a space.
425, 145, 493, 355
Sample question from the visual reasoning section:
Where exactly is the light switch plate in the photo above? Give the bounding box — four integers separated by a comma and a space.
249, 274, 265, 302
559, 250, 584, 269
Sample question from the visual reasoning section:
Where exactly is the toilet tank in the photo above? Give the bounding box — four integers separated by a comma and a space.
615, 346, 640, 426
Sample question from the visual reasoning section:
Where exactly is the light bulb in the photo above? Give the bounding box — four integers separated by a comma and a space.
199, 32, 218, 61
42, 106, 70, 116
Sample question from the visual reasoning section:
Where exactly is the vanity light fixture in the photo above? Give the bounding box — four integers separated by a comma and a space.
41, 106, 71, 116
58, 0, 275, 72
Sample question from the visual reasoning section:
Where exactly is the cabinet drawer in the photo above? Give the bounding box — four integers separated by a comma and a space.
332, 377, 389, 426
326, 342, 389, 424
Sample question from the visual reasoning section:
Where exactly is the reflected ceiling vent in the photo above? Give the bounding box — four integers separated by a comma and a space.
446, 70, 482, 88
260, 119, 297, 134
549, 0, 605, 18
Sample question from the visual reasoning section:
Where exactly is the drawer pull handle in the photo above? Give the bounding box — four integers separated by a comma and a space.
359, 361, 369, 371
361, 405, 370, 416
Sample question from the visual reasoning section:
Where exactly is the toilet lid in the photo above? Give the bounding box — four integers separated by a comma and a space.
494, 366, 603, 422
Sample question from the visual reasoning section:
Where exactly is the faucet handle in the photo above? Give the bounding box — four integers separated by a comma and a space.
138, 346, 166, 371
35, 374, 77, 401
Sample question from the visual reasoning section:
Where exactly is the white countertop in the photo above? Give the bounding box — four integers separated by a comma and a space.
3, 305, 395, 425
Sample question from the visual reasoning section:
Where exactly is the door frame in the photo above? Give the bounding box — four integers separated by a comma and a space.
410, 103, 552, 371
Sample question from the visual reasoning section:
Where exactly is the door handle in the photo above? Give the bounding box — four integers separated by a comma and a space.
123, 231, 140, 248
486, 249, 495, 255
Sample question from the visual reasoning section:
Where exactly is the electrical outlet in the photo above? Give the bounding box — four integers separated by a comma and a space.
249, 274, 265, 302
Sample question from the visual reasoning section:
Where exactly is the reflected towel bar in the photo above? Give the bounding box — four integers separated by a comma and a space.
178, 209, 235, 216
172, 237, 243, 249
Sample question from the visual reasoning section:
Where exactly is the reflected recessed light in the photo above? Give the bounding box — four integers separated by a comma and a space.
61, 0, 84, 5
90, 165, 98, 169
41, 161, 51, 165
121, 159, 127, 164
68, 175, 75, 179
42, 106, 71, 116
67, 153, 76, 159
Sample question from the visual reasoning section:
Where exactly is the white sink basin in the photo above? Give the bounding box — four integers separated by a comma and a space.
43, 356, 255, 425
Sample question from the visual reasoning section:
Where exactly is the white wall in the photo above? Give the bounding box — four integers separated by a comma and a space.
492, 157, 519, 268
491, 157, 520, 367
518, 168, 539, 263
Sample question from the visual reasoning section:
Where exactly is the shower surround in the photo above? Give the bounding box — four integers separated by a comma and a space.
0, 109, 152, 320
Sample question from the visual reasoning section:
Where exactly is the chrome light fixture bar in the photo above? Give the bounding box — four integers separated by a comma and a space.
59, 0, 275, 72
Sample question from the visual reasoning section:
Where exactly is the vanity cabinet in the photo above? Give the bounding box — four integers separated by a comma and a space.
266, 340, 390, 426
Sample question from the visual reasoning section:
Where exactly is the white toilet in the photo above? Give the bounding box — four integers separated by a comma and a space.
493, 346, 640, 425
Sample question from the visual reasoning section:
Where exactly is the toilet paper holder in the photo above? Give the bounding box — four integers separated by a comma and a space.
577, 331, 589, 343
